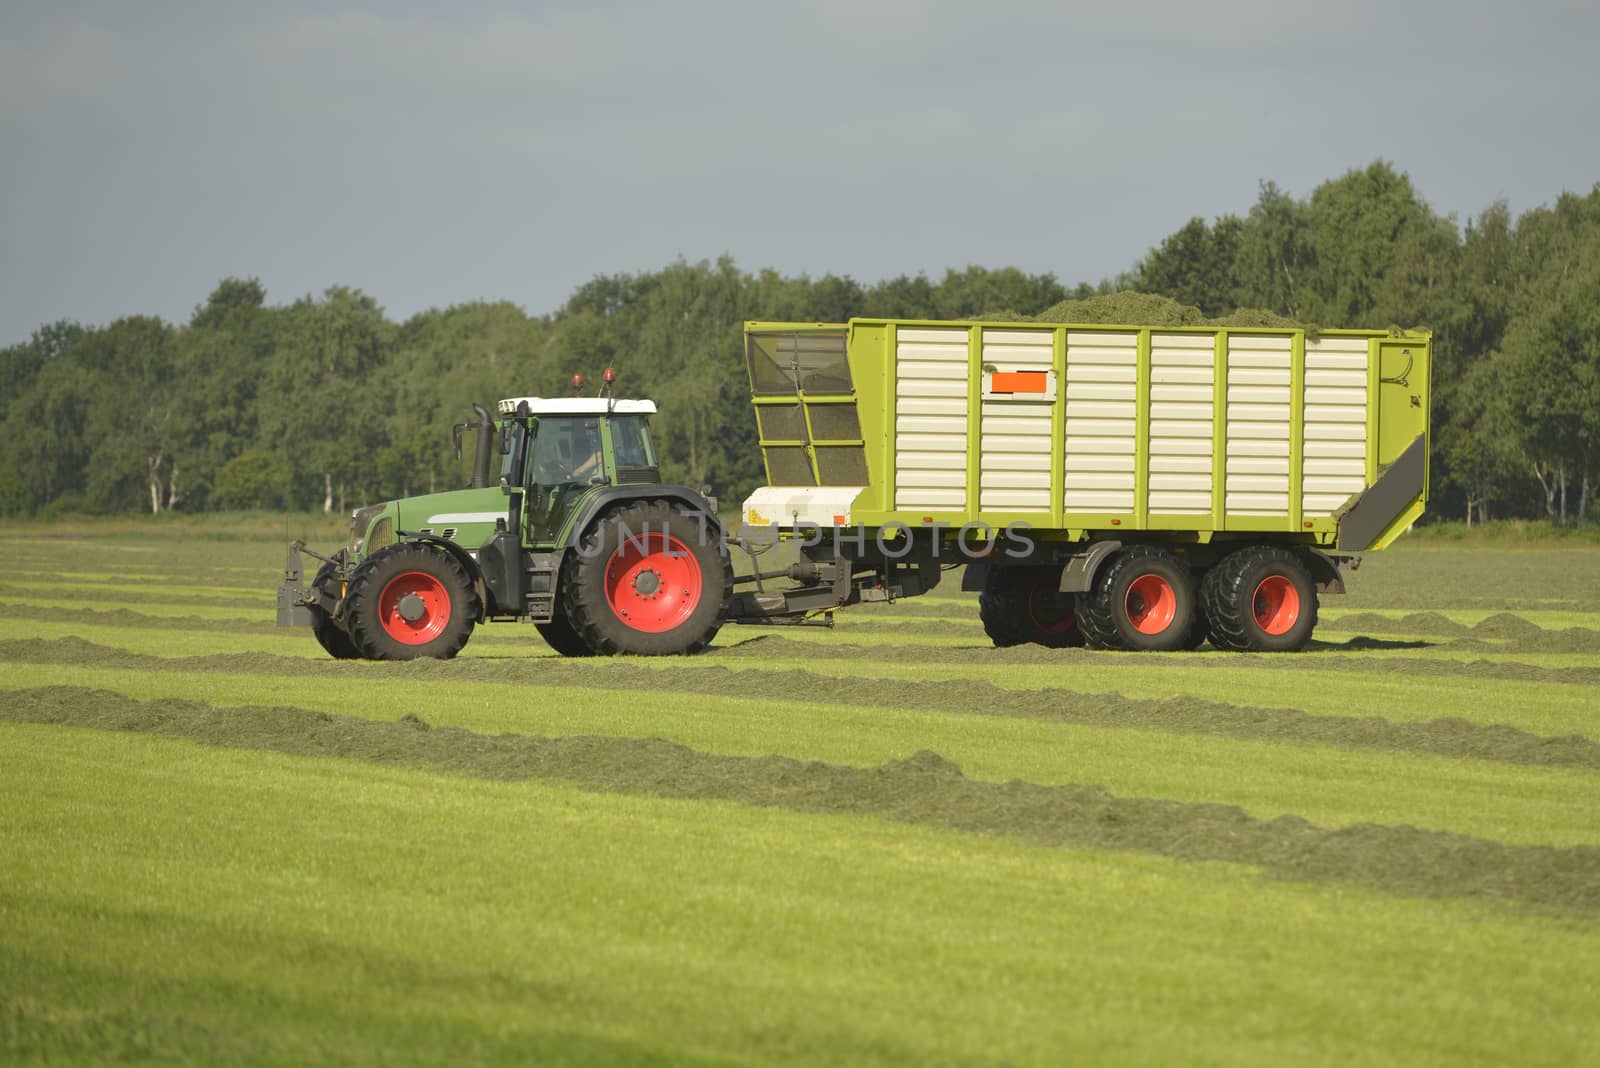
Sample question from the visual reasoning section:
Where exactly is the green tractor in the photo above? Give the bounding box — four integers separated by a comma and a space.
277, 379, 734, 659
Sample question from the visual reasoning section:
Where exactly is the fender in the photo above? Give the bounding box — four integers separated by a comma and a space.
1298, 547, 1349, 595
560, 484, 727, 553
1059, 540, 1123, 594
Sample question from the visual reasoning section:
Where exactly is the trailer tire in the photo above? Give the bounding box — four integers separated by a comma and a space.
535, 599, 596, 657
979, 567, 1084, 648
1201, 546, 1318, 652
563, 499, 731, 655
1179, 596, 1210, 651
345, 543, 478, 661
1076, 546, 1196, 652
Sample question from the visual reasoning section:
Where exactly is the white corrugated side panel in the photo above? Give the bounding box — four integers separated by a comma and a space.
1064, 331, 1137, 512
1302, 336, 1369, 514
979, 329, 1052, 510
895, 327, 970, 510
1226, 334, 1292, 516
1149, 333, 1214, 515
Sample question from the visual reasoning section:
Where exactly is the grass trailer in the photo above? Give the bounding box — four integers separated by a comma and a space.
737, 317, 1431, 652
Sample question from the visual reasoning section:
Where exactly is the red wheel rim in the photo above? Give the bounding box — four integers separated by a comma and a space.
1027, 579, 1076, 634
1252, 575, 1300, 635
1125, 574, 1177, 635
377, 571, 452, 645
604, 533, 702, 634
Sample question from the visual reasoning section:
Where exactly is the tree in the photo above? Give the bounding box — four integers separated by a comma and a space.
63, 316, 184, 514
258, 287, 392, 512
1134, 215, 1243, 316
214, 448, 294, 510
1300, 162, 1449, 327
1500, 259, 1600, 522
1436, 358, 1525, 524
1233, 180, 1314, 318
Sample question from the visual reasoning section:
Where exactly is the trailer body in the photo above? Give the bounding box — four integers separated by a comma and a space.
737, 317, 1431, 651
742, 319, 1429, 551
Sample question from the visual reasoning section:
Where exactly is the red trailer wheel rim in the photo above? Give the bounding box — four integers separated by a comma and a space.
1027, 579, 1076, 634
377, 571, 451, 645
1252, 575, 1300, 635
605, 534, 702, 633
1125, 574, 1177, 635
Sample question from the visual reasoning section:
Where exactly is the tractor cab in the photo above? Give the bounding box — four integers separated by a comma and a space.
495, 396, 662, 548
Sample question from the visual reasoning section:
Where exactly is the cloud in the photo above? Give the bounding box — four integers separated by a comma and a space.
0, 21, 128, 118
247, 9, 622, 95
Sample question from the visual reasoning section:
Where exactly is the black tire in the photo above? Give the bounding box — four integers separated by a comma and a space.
978, 566, 1084, 648
309, 561, 361, 660
1201, 546, 1318, 652
345, 543, 478, 661
1179, 594, 1210, 651
1075, 546, 1196, 652
562, 499, 732, 656
535, 598, 596, 657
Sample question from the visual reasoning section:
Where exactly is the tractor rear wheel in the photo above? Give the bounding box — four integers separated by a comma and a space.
562, 499, 731, 655
535, 600, 596, 657
1076, 546, 1196, 651
345, 543, 478, 661
978, 566, 1084, 648
1201, 546, 1318, 652
309, 560, 361, 660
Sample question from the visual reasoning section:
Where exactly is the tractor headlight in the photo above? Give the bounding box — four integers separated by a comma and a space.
349, 505, 387, 553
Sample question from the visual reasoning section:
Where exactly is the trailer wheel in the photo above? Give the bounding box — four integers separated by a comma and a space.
345, 543, 478, 661
1179, 595, 1210, 651
309, 560, 361, 660
979, 567, 1084, 648
535, 599, 596, 657
1076, 546, 1196, 652
1201, 546, 1318, 652
563, 499, 731, 655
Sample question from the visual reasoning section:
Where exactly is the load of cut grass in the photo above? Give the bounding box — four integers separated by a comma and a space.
1032, 290, 1312, 331
1033, 291, 1210, 326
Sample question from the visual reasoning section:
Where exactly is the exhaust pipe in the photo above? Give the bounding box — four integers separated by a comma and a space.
469, 403, 495, 489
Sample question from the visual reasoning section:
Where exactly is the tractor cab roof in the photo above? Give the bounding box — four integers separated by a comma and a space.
496, 397, 658, 417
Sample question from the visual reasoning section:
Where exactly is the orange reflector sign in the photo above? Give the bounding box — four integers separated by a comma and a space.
989, 371, 1049, 393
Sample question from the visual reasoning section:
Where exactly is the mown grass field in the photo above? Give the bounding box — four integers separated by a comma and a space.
3, 515, 1599, 1065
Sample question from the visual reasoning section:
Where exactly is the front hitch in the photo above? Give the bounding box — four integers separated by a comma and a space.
277, 542, 315, 627
277, 542, 347, 626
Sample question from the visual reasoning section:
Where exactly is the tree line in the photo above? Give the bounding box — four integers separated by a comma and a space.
2, 160, 1596, 525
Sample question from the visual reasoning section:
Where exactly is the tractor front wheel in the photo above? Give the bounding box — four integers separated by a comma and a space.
309, 560, 361, 660
563, 500, 731, 655
345, 543, 478, 661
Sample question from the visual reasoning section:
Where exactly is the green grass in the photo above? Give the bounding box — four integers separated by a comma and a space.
1406, 518, 1600, 545
3, 517, 1600, 1065
5, 725, 1598, 1068
2, 662, 1594, 847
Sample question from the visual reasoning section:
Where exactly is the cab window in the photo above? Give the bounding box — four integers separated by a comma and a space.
532, 417, 604, 485
611, 416, 657, 469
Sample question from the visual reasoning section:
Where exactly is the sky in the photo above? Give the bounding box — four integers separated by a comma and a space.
3, 0, 1599, 346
